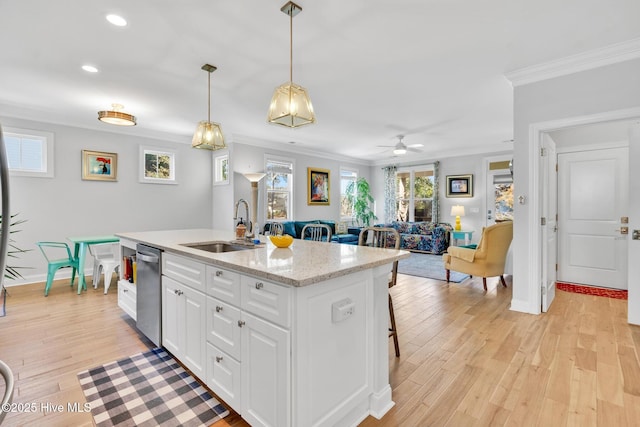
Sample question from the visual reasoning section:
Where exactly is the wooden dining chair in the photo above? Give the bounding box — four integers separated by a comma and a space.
358, 226, 401, 357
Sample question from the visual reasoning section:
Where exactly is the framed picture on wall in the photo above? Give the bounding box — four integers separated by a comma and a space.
446, 174, 473, 197
81, 150, 117, 181
307, 167, 330, 205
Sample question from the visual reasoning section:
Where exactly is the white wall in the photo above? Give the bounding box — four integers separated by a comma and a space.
2, 117, 213, 285
512, 58, 640, 315
225, 142, 371, 229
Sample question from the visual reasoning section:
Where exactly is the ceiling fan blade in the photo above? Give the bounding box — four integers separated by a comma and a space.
407, 147, 423, 153
407, 143, 424, 148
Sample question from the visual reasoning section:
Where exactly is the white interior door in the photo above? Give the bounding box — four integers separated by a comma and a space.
541, 136, 557, 312
558, 147, 629, 289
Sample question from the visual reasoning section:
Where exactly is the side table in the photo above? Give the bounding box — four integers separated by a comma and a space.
451, 230, 473, 246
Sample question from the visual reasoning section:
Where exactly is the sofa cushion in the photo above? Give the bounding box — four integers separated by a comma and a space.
412, 222, 435, 235
281, 221, 297, 238
319, 220, 336, 235
391, 221, 413, 234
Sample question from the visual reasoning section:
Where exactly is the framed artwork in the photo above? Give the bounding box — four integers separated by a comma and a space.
139, 146, 177, 184
82, 150, 117, 181
307, 167, 330, 205
214, 154, 229, 185
446, 174, 473, 197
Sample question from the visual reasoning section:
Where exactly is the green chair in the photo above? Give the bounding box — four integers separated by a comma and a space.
36, 242, 79, 296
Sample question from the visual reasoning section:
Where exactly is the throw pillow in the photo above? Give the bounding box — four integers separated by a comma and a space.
336, 221, 348, 234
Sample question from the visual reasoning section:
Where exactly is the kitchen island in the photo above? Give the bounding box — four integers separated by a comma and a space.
116, 229, 409, 427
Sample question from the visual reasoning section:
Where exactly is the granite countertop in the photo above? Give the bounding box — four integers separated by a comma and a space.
116, 229, 410, 287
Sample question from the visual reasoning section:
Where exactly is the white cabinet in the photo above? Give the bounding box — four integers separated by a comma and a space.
162, 254, 207, 380
205, 268, 291, 427
240, 312, 290, 427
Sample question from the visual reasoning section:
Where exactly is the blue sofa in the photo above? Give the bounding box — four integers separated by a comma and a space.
375, 221, 452, 254
263, 220, 360, 244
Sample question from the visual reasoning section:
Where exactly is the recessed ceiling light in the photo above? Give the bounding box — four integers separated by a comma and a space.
82, 65, 98, 73
106, 14, 127, 27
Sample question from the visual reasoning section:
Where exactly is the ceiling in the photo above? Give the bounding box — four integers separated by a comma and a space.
1, 0, 639, 164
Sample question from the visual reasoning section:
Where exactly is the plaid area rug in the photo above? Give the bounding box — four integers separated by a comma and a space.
557, 282, 628, 300
78, 348, 229, 427
398, 253, 469, 282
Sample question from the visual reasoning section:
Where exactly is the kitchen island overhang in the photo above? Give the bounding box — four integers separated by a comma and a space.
116, 228, 409, 427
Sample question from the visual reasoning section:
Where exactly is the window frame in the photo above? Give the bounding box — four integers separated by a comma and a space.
139, 145, 177, 184
264, 155, 295, 221
213, 153, 229, 186
4, 127, 54, 178
396, 165, 435, 222
339, 167, 358, 221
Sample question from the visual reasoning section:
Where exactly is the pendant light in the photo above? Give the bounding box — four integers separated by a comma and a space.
98, 103, 136, 126
192, 64, 226, 150
267, 1, 316, 128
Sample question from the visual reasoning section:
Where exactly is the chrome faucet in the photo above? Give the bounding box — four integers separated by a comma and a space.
234, 198, 252, 239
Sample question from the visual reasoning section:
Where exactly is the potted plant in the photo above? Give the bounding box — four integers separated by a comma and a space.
345, 177, 377, 227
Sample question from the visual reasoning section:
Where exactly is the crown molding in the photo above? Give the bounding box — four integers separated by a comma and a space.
505, 37, 640, 87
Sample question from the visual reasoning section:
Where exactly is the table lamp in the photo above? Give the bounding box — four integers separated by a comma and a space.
450, 205, 465, 231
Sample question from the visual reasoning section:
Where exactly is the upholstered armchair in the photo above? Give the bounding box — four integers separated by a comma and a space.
443, 221, 513, 291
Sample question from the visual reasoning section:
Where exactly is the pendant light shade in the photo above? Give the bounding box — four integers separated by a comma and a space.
267, 1, 316, 128
98, 103, 136, 126
192, 64, 226, 150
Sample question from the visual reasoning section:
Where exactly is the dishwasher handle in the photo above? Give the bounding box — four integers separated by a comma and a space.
137, 253, 159, 264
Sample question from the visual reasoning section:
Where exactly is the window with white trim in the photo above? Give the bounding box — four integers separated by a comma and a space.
4, 128, 54, 177
265, 156, 294, 221
396, 166, 435, 222
340, 168, 358, 219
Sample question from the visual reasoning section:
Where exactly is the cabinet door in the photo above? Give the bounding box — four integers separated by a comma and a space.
206, 296, 242, 360
206, 343, 241, 410
182, 284, 206, 379
241, 312, 290, 427
162, 276, 182, 356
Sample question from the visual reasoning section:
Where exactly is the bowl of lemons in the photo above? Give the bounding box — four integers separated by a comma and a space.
269, 234, 294, 248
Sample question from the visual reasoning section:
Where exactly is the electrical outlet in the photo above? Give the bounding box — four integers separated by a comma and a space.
331, 298, 355, 323
470, 207, 480, 213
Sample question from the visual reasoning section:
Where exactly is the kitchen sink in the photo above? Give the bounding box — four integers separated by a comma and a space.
181, 241, 255, 253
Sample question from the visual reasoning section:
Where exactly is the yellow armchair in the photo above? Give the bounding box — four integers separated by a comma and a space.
443, 221, 513, 291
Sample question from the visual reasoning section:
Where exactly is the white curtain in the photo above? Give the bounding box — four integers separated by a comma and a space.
383, 165, 397, 223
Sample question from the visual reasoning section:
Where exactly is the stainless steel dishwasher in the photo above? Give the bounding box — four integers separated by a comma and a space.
136, 244, 162, 347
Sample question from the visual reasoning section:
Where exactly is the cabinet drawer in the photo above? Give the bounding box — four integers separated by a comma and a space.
206, 265, 241, 306
117, 280, 136, 321
163, 253, 206, 292
241, 276, 291, 328
206, 296, 241, 360
206, 343, 241, 411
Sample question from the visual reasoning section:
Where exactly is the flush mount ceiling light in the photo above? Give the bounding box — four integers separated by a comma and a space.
106, 14, 127, 27
192, 64, 226, 150
267, 1, 316, 128
98, 103, 136, 126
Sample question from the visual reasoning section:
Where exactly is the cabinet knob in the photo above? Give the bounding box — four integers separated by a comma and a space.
215, 270, 223, 277
216, 356, 223, 363
238, 320, 246, 327
215, 305, 223, 312
123, 289, 128, 293
175, 289, 183, 296
255, 282, 263, 290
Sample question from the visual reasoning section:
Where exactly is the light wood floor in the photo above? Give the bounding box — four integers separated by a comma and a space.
1, 274, 639, 426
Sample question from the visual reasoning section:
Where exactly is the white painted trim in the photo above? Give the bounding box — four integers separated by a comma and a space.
555, 139, 629, 154
505, 38, 640, 87
524, 107, 640, 315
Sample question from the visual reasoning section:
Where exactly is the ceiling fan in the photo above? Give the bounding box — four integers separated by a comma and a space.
377, 135, 424, 156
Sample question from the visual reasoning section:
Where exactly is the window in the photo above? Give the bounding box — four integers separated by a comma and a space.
4, 127, 54, 177
396, 166, 434, 222
214, 154, 229, 185
265, 157, 294, 221
340, 168, 358, 219
139, 146, 176, 184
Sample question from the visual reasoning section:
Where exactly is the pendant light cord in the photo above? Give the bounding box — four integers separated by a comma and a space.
207, 71, 211, 122
289, 11, 293, 83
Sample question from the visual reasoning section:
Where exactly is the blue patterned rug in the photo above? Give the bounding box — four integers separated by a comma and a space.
398, 253, 469, 282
